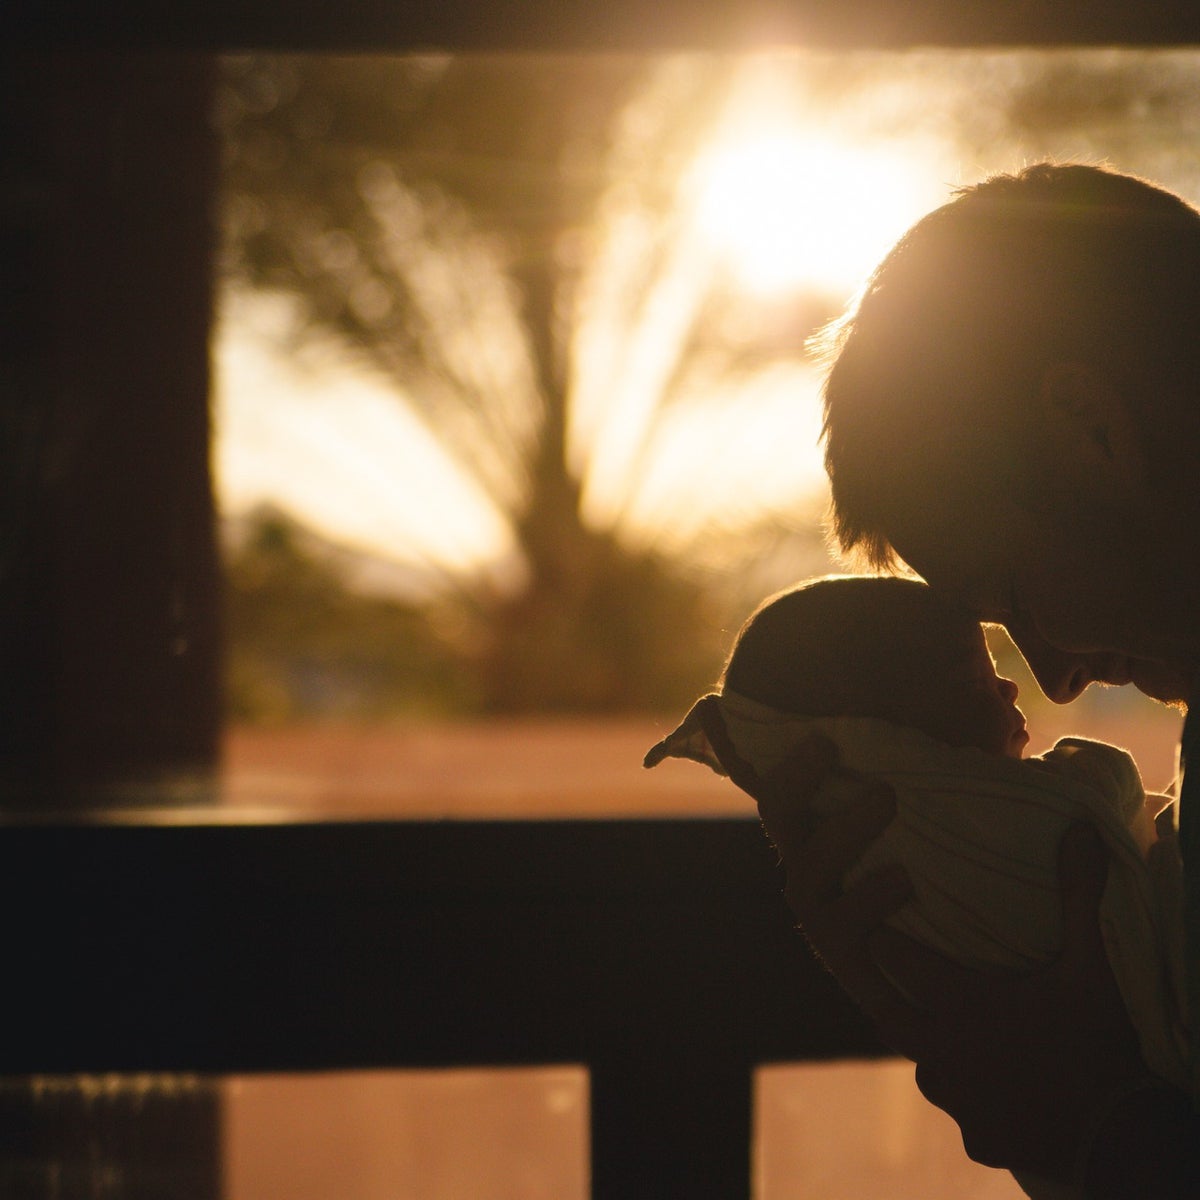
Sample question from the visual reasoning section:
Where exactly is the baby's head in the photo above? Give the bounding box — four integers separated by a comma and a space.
722, 575, 1029, 758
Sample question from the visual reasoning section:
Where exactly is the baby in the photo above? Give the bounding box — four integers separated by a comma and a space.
645, 575, 1187, 1200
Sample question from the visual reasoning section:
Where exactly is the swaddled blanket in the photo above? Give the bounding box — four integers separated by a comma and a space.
647, 690, 1189, 1198
646, 690, 1189, 1095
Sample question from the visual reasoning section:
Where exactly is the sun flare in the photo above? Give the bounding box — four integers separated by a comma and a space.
689, 125, 942, 296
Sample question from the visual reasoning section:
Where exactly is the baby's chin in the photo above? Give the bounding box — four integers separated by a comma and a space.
1009, 726, 1031, 758
978, 726, 1028, 759
954, 729, 1028, 758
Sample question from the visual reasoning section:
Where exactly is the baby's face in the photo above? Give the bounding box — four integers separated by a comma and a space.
898, 623, 1029, 759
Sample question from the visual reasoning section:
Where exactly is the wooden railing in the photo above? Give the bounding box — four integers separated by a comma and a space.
4, 816, 885, 1198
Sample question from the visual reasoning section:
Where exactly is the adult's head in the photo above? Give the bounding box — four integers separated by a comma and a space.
818, 162, 1200, 704
723, 576, 1028, 758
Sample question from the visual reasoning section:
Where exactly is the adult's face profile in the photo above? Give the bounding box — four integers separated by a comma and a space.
820, 164, 1200, 707
888, 475, 1195, 707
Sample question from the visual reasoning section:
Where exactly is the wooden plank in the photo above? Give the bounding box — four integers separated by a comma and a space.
9, 0, 1200, 52
591, 1052, 754, 1200
1, 818, 883, 1075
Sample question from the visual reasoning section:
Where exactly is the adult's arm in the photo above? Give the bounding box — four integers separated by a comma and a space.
870, 825, 1199, 1193
736, 736, 1200, 1194
1080, 1083, 1200, 1198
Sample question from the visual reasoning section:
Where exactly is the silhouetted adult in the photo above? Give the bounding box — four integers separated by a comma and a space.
756, 163, 1200, 1197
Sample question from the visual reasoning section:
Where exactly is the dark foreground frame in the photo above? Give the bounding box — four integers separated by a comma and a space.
4, 816, 881, 1197
7, 3, 1200, 1196
12, 0, 1200, 52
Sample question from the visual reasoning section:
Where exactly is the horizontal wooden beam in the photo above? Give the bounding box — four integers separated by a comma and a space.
4, 817, 882, 1075
11, 0, 1200, 52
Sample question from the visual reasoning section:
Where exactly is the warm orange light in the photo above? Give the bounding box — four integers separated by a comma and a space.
689, 126, 937, 297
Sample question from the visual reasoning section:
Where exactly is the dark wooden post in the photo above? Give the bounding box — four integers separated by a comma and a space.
591, 1050, 754, 1200
1, 51, 221, 805
1, 48, 224, 1200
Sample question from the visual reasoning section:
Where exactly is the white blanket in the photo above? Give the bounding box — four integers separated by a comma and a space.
646, 690, 1189, 1094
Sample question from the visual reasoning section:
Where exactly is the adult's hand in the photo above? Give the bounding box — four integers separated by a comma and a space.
870, 824, 1156, 1184
712, 723, 1196, 1192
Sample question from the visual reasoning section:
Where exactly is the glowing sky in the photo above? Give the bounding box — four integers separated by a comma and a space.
212, 290, 516, 577
212, 49, 1200, 588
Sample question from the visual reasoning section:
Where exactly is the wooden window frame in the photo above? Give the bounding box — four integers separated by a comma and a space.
7, 5, 1200, 1196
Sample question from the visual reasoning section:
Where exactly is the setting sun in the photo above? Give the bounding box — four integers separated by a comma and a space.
689, 126, 940, 296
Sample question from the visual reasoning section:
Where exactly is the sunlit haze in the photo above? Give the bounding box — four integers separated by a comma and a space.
690, 129, 940, 296
213, 290, 517, 583
567, 55, 956, 542
214, 50, 1200, 590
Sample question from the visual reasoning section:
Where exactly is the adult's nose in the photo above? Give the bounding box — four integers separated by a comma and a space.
1006, 622, 1093, 703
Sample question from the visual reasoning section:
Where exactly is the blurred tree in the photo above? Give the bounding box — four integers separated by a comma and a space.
223, 508, 478, 721
216, 54, 835, 715
994, 49, 1200, 162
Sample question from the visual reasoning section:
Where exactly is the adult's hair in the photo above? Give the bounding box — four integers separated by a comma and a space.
817, 162, 1200, 569
721, 574, 973, 717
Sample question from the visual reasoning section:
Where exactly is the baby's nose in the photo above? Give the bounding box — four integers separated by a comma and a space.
998, 677, 1019, 702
